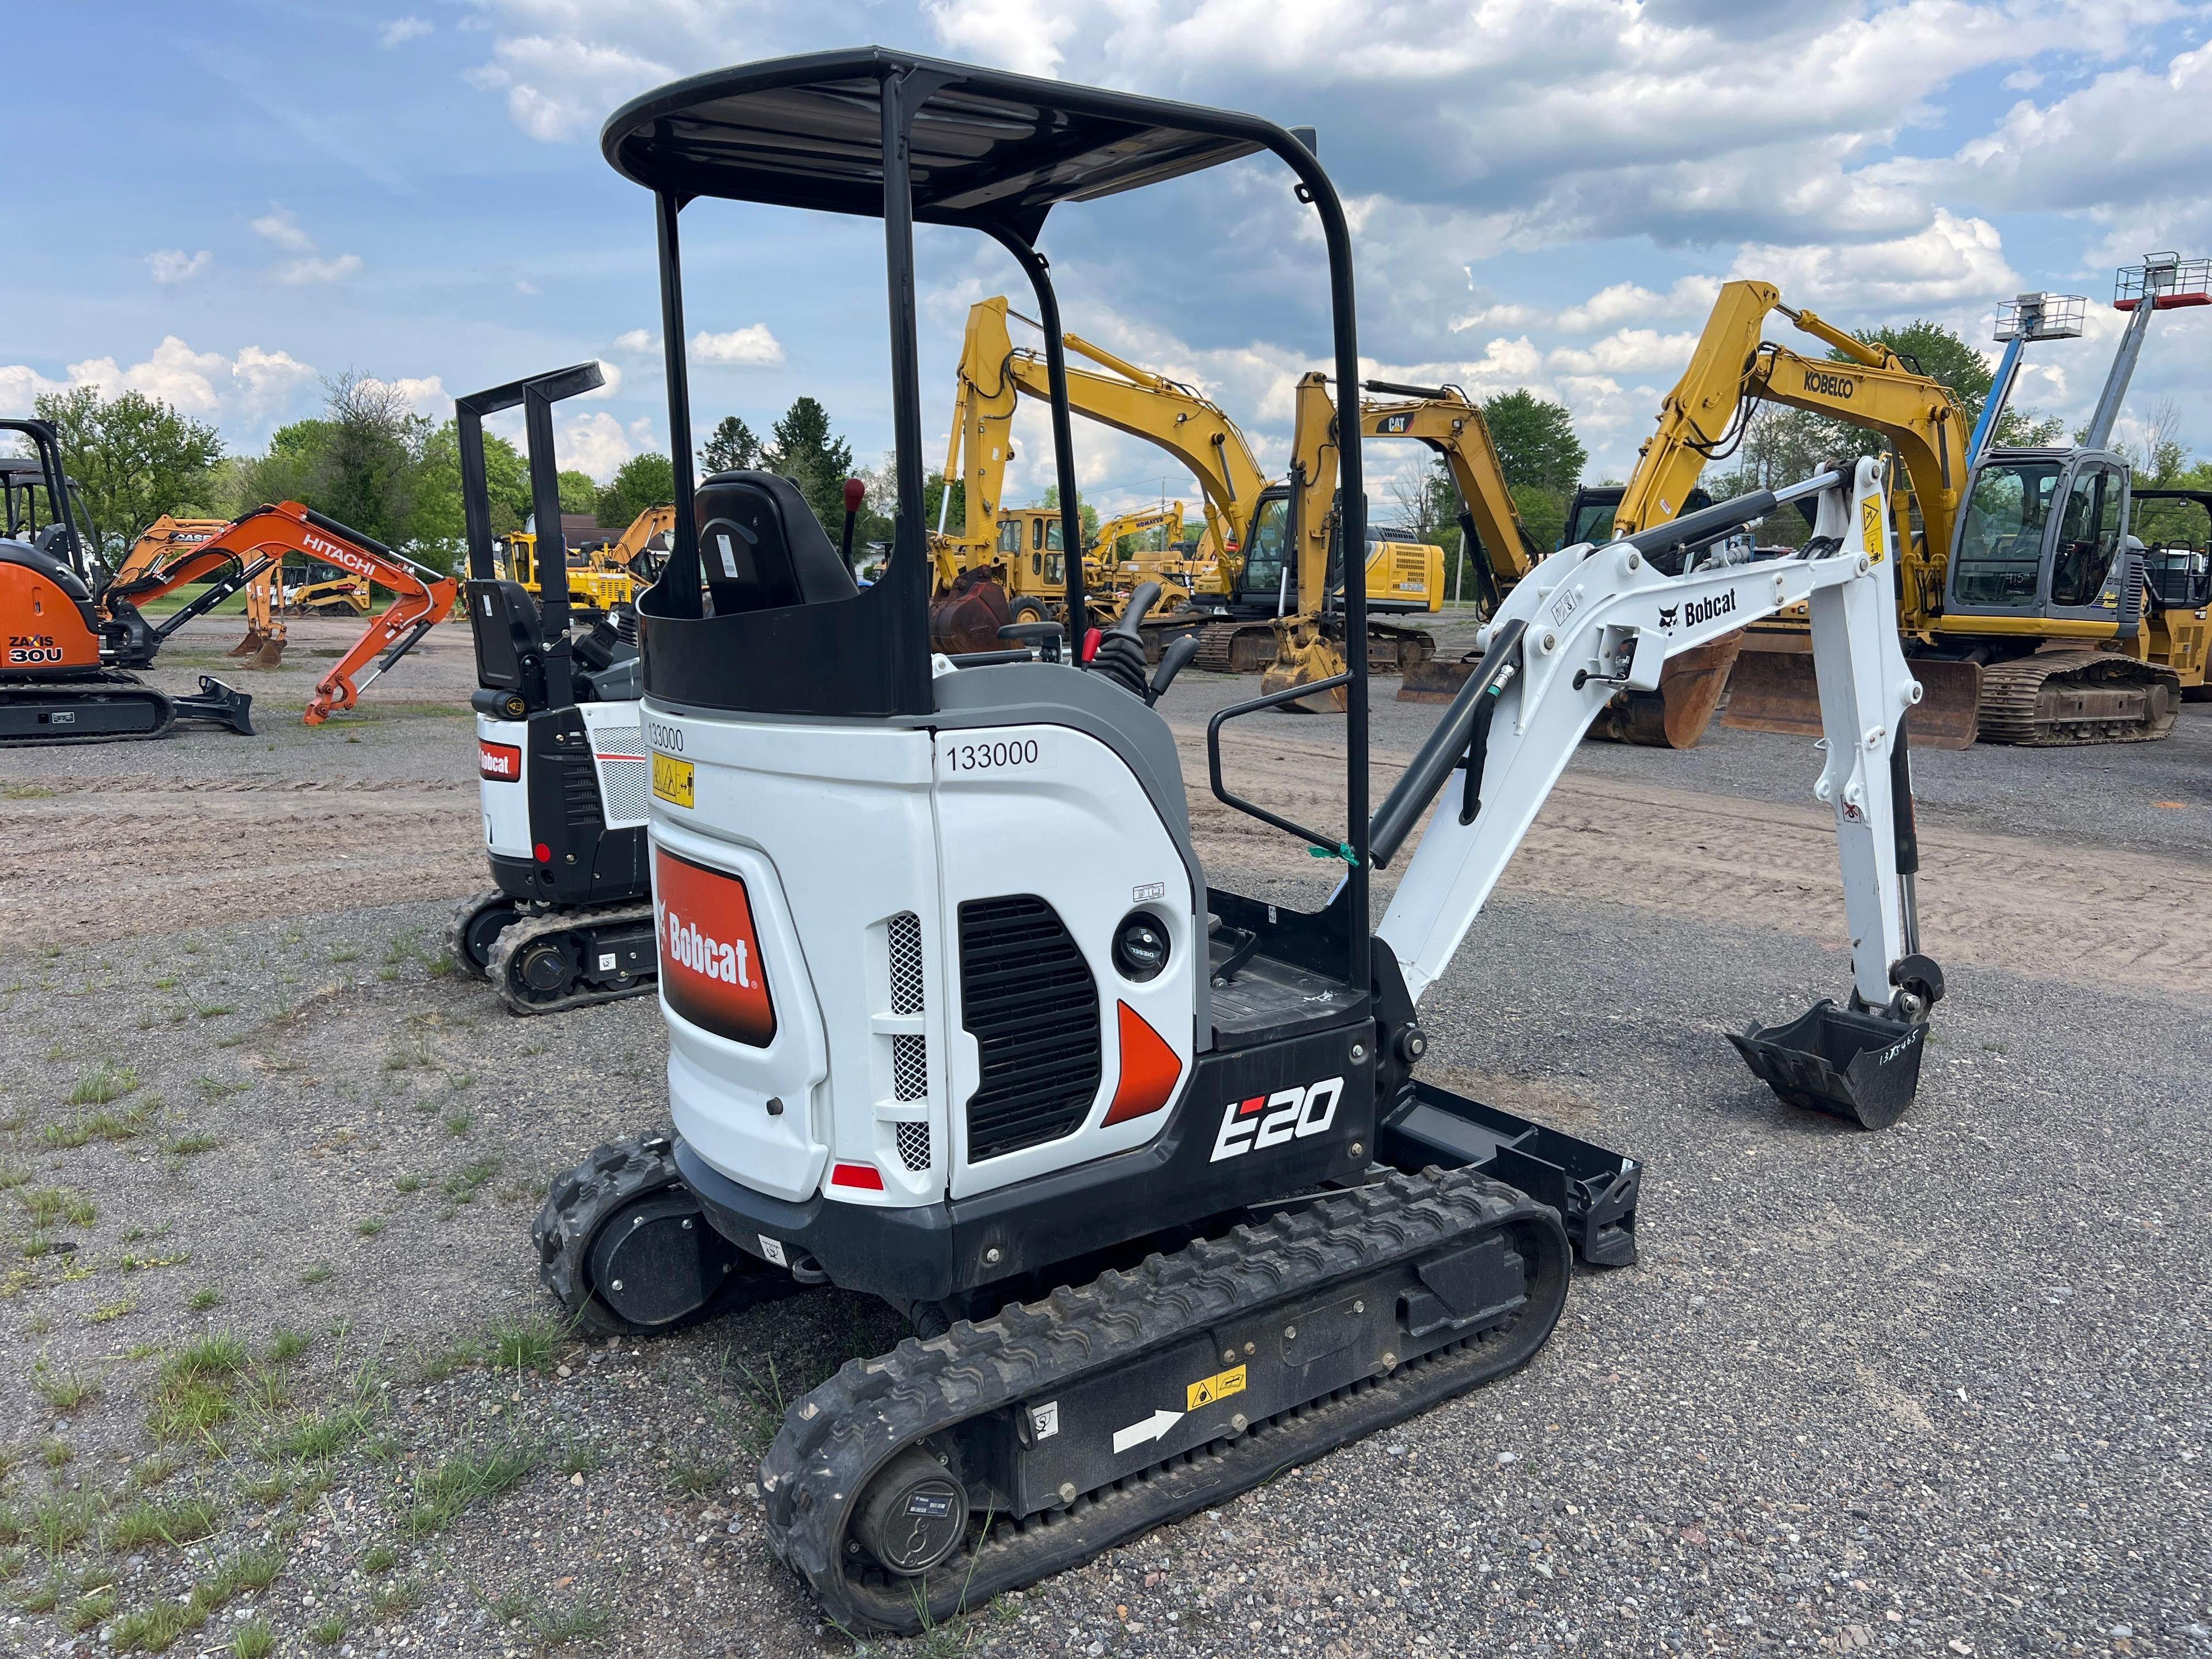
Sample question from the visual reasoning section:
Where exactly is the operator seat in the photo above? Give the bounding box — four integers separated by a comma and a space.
694, 471, 857, 615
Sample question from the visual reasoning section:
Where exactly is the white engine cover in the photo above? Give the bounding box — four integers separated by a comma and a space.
644, 699, 1196, 1210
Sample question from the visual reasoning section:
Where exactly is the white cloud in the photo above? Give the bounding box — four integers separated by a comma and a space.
1546, 329, 1705, 377
381, 16, 432, 47
1555, 277, 1721, 335
515, 279, 540, 296
250, 208, 315, 253
149, 249, 213, 285
556, 411, 634, 481
1451, 301, 1547, 334
275, 253, 365, 285
612, 328, 659, 353
361, 373, 449, 415
925, 0, 1083, 77
691, 325, 784, 368
1729, 209, 2018, 310
584, 360, 622, 399
1, 338, 317, 426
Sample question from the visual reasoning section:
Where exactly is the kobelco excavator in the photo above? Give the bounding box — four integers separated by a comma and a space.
1611, 263, 2208, 745
529, 50, 1947, 1636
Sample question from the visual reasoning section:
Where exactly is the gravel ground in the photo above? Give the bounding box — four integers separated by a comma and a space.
0, 622, 2205, 1659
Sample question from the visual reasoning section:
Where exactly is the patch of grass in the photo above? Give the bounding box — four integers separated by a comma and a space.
28, 1488, 98, 1555
355, 1216, 386, 1238
66, 1585, 117, 1631
359, 1541, 398, 1575
32, 1365, 102, 1412
149, 1333, 248, 1446
232, 1618, 275, 1658
527, 1595, 615, 1651
109, 1597, 195, 1652
417, 1336, 483, 1381
300, 1263, 332, 1286
369, 1576, 423, 1621
264, 1327, 309, 1365
264, 1405, 371, 1463
309, 1613, 347, 1646
394, 1173, 422, 1194
238, 1469, 290, 1508
400, 1441, 540, 1539
66, 1062, 139, 1107
127, 1453, 181, 1490
192, 1004, 234, 1020
242, 1365, 291, 1415
151, 975, 179, 991
441, 1155, 501, 1203
21, 1186, 96, 1228
328, 945, 361, 964
1, 783, 54, 800
669, 1452, 730, 1498
40, 1099, 159, 1149
108, 1496, 220, 1551
37, 1437, 73, 1469
89, 1298, 137, 1324
14, 1571, 62, 1612
0, 1161, 32, 1191
166, 1132, 221, 1158
491, 1315, 566, 1375
557, 1441, 602, 1478
441, 1108, 473, 1137
382, 1038, 432, 1071
187, 1287, 222, 1312
119, 1250, 191, 1273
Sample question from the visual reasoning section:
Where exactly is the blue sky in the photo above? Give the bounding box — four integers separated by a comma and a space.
7, 0, 2211, 518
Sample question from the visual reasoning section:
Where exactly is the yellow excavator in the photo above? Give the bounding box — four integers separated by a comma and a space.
931, 297, 1446, 675
1604, 260, 2209, 746
501, 503, 674, 615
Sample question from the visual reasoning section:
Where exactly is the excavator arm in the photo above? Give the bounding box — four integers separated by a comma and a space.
1360, 384, 1539, 611
946, 297, 1270, 576
1369, 456, 1940, 1128
120, 502, 457, 725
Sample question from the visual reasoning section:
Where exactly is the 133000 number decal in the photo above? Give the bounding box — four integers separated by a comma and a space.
945, 738, 1041, 774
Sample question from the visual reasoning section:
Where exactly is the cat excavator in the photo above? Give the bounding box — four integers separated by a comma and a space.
1609, 260, 2209, 746
932, 296, 1447, 673
536, 52, 1948, 1635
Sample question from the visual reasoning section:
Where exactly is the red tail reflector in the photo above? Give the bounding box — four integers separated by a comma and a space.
1102, 1001, 1182, 1126
533, 842, 551, 863
830, 1161, 885, 1191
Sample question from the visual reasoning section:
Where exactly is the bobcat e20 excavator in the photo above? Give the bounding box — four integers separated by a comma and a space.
530, 50, 1946, 1634
446, 364, 662, 1016
1, 417, 266, 744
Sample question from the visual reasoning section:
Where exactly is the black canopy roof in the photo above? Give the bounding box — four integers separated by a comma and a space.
600, 47, 1281, 240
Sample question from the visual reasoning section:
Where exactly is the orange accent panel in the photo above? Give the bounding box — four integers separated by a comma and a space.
653, 846, 777, 1047
1102, 1000, 1182, 1126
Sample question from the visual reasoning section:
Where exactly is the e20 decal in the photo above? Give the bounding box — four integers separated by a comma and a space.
1209, 1075, 1344, 1163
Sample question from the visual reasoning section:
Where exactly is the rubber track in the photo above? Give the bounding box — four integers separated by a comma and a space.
485, 901, 656, 1016
0, 674, 174, 748
760, 1165, 1569, 1634
445, 889, 515, 983
1975, 649, 2182, 744
532, 1133, 687, 1337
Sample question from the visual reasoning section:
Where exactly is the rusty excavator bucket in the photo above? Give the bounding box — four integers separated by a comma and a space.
228, 626, 287, 668
927, 566, 1015, 656
1722, 645, 1981, 748
1401, 630, 1743, 749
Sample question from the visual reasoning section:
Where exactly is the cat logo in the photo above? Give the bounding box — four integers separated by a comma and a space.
1657, 605, 1680, 631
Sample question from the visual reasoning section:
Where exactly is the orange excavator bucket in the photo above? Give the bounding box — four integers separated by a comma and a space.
928, 566, 1016, 655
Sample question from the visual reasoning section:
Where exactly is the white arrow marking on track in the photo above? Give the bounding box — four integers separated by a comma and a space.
1112, 1408, 1184, 1455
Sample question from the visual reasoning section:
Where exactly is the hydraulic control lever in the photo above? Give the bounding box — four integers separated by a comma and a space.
838, 478, 864, 573
1090, 581, 1161, 700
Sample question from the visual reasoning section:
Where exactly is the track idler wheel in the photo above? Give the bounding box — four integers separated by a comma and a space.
446, 890, 520, 982
851, 1448, 969, 1576
533, 1134, 794, 1339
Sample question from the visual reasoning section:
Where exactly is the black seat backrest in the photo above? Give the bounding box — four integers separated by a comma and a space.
693, 471, 858, 616
465, 578, 545, 695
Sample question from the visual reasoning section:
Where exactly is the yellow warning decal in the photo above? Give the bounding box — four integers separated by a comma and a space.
1187, 1364, 1247, 1411
652, 753, 695, 808
1862, 497, 1885, 564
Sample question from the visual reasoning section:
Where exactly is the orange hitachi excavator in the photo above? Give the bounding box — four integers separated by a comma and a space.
90, 488, 460, 729
2, 419, 268, 743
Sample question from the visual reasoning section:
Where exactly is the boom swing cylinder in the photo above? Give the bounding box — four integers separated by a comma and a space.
523, 48, 1948, 1635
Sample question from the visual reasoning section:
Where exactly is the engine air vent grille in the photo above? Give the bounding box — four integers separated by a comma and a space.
895, 1120, 931, 1172
958, 895, 1101, 1161
887, 911, 925, 1014
892, 1033, 928, 1101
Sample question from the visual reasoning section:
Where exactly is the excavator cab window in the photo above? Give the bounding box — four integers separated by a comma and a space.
1241, 493, 1291, 605
2050, 464, 2126, 611
997, 520, 1023, 556
1950, 459, 2061, 611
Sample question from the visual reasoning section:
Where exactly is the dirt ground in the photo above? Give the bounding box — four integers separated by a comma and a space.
1, 613, 2207, 1658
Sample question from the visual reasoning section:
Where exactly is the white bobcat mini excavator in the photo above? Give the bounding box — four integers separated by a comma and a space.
532, 51, 1946, 1635
446, 365, 658, 1014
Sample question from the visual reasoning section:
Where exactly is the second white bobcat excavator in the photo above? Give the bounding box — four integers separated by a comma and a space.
530, 52, 1947, 1638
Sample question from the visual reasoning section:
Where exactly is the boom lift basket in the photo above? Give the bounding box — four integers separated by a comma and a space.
1728, 1000, 1928, 1131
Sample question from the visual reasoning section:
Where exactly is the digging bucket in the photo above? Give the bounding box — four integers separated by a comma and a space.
1728, 999, 1928, 1131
